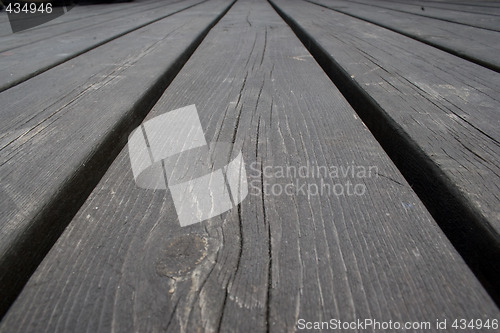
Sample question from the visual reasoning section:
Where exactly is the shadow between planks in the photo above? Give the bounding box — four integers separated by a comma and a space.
270, 0, 500, 303
1, 0, 498, 332
342, 0, 500, 32
306, 0, 500, 73
0, 0, 207, 92
0, 0, 235, 319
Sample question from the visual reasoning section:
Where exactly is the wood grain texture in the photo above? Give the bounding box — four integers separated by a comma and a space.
2, 0, 498, 331
0, 0, 233, 318
0, 0, 205, 92
349, 0, 500, 31
307, 0, 500, 72
0, 0, 159, 37
0, 0, 168, 49
376, 0, 500, 16
272, 0, 500, 299
387, 0, 500, 16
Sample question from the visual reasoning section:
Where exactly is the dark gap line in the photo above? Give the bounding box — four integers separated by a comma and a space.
0, 0, 237, 319
344, 0, 500, 32
304, 0, 500, 74
385, 0, 500, 17
0, 0, 157, 38
0, 0, 209, 93
269, 0, 500, 305
417, 0, 500, 9
0, 0, 185, 53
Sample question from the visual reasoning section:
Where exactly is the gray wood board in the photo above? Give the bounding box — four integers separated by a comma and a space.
350, 0, 500, 31
386, 0, 500, 15
273, 0, 500, 296
419, 0, 500, 8
0, 0, 205, 92
308, 0, 500, 72
2, 0, 498, 331
0, 0, 174, 49
0, 0, 233, 318
0, 0, 158, 37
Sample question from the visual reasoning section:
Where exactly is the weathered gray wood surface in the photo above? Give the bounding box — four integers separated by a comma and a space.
424, 0, 500, 7
391, 0, 500, 15
0, 0, 169, 48
1, 0, 498, 331
0, 0, 158, 36
0, 0, 233, 318
0, 0, 205, 92
272, 0, 500, 299
349, 0, 500, 31
307, 0, 500, 72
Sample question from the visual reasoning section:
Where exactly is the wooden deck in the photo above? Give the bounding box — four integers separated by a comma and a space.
0, 0, 499, 331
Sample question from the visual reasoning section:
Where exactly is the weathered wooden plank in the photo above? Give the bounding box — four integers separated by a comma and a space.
385, 0, 500, 13
0, 0, 233, 318
419, 0, 500, 9
392, 0, 500, 15
0, 0, 167, 46
349, 0, 500, 31
272, 0, 500, 299
2, 0, 498, 331
0, 0, 160, 37
0, 0, 205, 92
449, 0, 500, 6
307, 0, 500, 72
